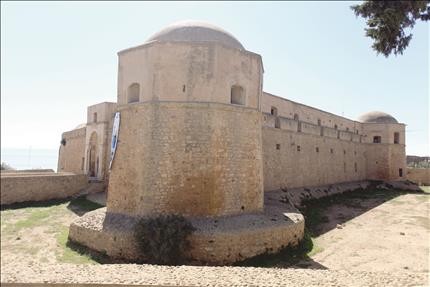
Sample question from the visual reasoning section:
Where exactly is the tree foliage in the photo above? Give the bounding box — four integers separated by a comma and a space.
351, 0, 429, 56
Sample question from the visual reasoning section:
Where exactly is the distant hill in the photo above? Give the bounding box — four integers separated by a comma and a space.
407, 155, 430, 168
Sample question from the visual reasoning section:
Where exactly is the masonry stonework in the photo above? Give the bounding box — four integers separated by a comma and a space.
58, 126, 86, 174
107, 102, 263, 217
60, 21, 408, 264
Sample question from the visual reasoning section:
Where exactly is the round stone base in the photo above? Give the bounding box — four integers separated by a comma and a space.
68, 191, 304, 265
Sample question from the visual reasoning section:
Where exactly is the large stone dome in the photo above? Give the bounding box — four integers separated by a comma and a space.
358, 111, 398, 124
146, 20, 245, 50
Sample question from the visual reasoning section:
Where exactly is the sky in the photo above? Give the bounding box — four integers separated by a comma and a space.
1, 1, 429, 156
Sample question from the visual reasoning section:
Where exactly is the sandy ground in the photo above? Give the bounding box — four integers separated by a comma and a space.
310, 193, 429, 272
296, 192, 430, 273
1, 190, 429, 286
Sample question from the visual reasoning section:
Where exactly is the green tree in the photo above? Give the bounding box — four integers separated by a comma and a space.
351, 0, 429, 56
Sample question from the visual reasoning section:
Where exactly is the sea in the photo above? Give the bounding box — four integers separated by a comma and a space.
1, 148, 58, 171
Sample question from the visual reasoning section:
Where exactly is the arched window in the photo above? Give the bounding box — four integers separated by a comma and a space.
231, 85, 245, 105
293, 114, 299, 121
127, 83, 140, 103
394, 132, 400, 144
271, 107, 278, 116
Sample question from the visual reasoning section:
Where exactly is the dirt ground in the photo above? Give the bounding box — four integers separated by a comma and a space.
0, 197, 103, 266
298, 189, 430, 272
1, 188, 429, 274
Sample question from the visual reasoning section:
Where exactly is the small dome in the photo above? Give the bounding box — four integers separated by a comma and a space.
146, 20, 245, 50
358, 111, 398, 124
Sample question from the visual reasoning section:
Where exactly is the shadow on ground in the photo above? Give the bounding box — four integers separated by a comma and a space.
235, 230, 328, 269
300, 188, 428, 237
66, 196, 104, 216
0, 197, 71, 211
1, 195, 103, 217
236, 186, 428, 269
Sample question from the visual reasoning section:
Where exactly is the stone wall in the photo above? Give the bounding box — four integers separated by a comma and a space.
407, 168, 430, 185
262, 127, 367, 191
107, 101, 263, 217
57, 127, 86, 174
262, 92, 362, 133
0, 173, 89, 205
85, 102, 117, 179
117, 42, 263, 109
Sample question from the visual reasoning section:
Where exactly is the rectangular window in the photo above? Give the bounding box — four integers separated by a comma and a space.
316, 147, 319, 153
275, 118, 281, 129
354, 162, 357, 172
373, 136, 381, 143
297, 145, 301, 152
93, 112, 97, 123
399, 168, 403, 177
276, 144, 280, 150
330, 148, 334, 154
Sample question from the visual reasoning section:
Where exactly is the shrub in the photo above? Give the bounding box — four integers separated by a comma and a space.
133, 214, 195, 265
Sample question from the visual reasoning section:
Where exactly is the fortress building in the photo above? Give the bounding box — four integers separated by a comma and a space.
59, 21, 406, 264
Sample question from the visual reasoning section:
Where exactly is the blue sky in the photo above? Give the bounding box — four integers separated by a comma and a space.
1, 1, 428, 155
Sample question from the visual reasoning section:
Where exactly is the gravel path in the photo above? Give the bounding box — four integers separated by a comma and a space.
1, 263, 427, 286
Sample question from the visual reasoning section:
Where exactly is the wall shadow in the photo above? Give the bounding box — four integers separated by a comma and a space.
300, 188, 428, 237
66, 196, 104, 216
0, 197, 71, 211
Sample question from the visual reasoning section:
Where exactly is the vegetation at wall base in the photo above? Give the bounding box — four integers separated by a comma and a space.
133, 214, 196, 265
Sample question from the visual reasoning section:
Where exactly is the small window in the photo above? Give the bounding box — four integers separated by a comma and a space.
297, 122, 302, 132
231, 85, 245, 105
182, 85, 186, 92
271, 107, 278, 116
276, 144, 281, 150
316, 147, 319, 153
343, 150, 346, 155
399, 168, 403, 177
354, 162, 358, 172
334, 124, 338, 130
293, 114, 299, 121
93, 112, 97, 123
275, 118, 281, 129
330, 148, 334, 154
344, 162, 346, 172
81, 157, 85, 170
346, 127, 349, 132
354, 151, 357, 156
373, 136, 381, 143
317, 119, 321, 126
297, 145, 301, 152
394, 132, 400, 144
127, 83, 140, 103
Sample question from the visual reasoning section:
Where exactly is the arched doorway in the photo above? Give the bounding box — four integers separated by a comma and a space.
88, 132, 98, 177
